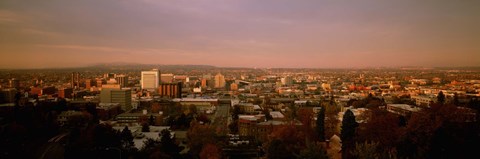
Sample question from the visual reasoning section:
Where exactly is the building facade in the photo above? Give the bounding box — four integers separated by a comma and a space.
141, 69, 160, 91
158, 82, 182, 98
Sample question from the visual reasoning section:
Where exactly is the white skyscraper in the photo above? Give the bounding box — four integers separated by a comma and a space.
141, 69, 160, 91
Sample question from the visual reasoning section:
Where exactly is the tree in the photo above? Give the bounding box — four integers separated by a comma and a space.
350, 141, 385, 159
297, 108, 316, 140
86, 102, 99, 123
149, 115, 155, 126
341, 109, 358, 158
229, 105, 240, 133
160, 129, 181, 158
453, 93, 460, 106
196, 113, 211, 124
263, 108, 273, 121
316, 106, 326, 141
199, 143, 222, 159
356, 109, 403, 150
266, 123, 311, 158
189, 104, 198, 115
142, 123, 150, 132
296, 141, 329, 159
267, 139, 293, 159
187, 122, 217, 157
437, 91, 445, 104
120, 126, 134, 149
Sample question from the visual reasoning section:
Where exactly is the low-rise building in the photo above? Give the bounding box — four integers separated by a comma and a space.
412, 95, 437, 107
386, 104, 422, 116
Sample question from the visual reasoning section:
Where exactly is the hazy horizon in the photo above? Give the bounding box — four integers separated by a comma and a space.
1, 0, 480, 69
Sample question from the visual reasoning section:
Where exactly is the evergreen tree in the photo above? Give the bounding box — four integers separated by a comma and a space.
264, 108, 273, 121
120, 126, 134, 148
149, 115, 155, 126
453, 93, 460, 106
316, 106, 326, 141
159, 129, 181, 158
341, 109, 359, 158
142, 123, 150, 132
437, 91, 445, 104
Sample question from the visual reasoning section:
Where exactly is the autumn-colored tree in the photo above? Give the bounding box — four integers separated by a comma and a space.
298, 108, 314, 127
266, 123, 308, 157
350, 141, 397, 159
297, 141, 329, 159
187, 122, 218, 157
297, 108, 316, 140
151, 102, 161, 113
196, 113, 211, 124
199, 143, 222, 159
138, 115, 148, 124
356, 109, 404, 149
398, 103, 473, 158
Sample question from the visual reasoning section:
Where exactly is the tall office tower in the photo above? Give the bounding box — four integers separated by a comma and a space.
115, 75, 129, 88
230, 83, 239, 91
158, 82, 182, 98
100, 88, 132, 111
201, 79, 208, 88
281, 76, 293, 86
85, 79, 93, 89
71, 72, 80, 90
96, 79, 104, 88
214, 73, 225, 88
58, 88, 73, 98
1, 88, 17, 103
104, 73, 116, 79
9, 78, 20, 88
161, 74, 174, 83
141, 69, 160, 91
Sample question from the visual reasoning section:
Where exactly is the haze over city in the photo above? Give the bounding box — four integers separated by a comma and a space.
3, 1, 480, 159
1, 0, 479, 69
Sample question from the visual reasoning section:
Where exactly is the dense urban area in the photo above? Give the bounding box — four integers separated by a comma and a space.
1, 64, 480, 159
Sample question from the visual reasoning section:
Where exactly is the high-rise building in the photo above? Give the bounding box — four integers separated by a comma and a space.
85, 79, 93, 89
71, 72, 80, 90
214, 73, 225, 88
281, 76, 293, 86
104, 73, 116, 79
230, 83, 238, 91
96, 79, 104, 88
115, 75, 129, 88
101, 88, 132, 111
161, 74, 174, 83
201, 79, 208, 88
158, 82, 182, 98
58, 88, 73, 98
141, 69, 160, 91
9, 78, 20, 88
0, 88, 17, 104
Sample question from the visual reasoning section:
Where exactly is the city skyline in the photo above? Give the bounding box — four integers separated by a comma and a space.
1, 0, 480, 69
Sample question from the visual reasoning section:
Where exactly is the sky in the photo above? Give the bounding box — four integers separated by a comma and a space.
0, 0, 479, 69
